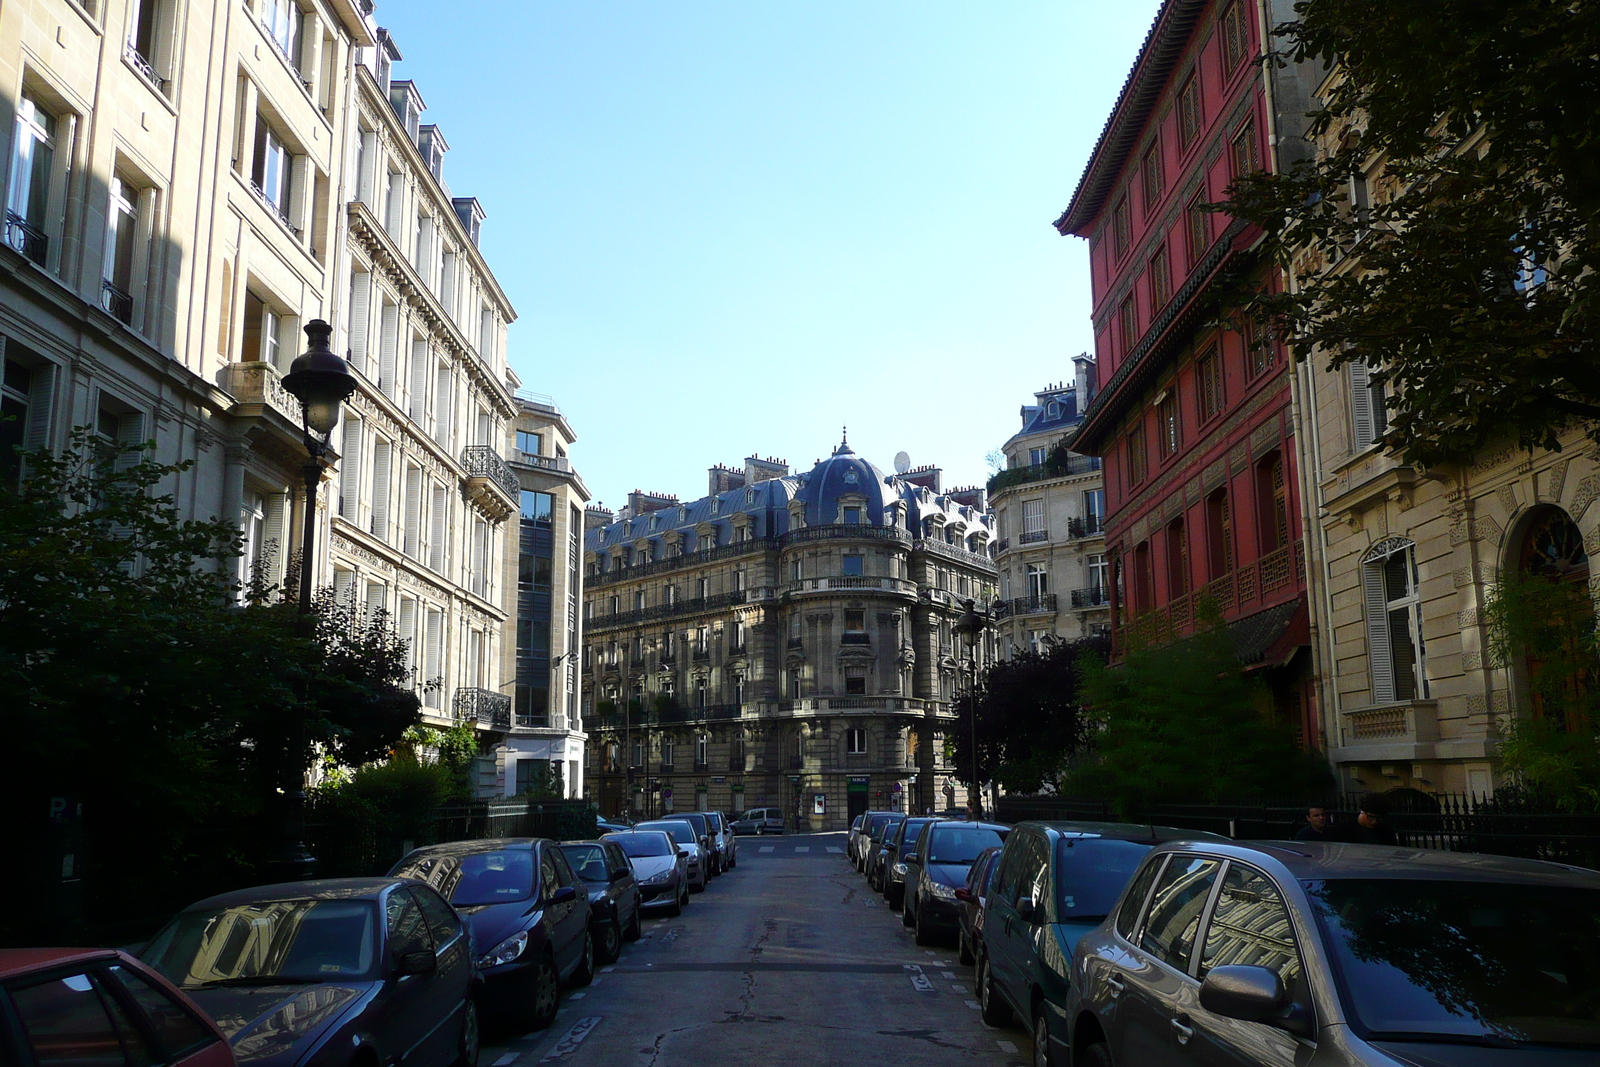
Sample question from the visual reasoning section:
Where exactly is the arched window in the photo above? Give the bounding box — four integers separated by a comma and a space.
1256, 452, 1290, 552
1133, 541, 1153, 613
1361, 537, 1427, 703
1165, 518, 1188, 599
1514, 507, 1592, 727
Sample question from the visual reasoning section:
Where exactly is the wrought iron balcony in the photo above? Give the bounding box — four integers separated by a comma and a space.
997, 594, 1057, 618
454, 687, 511, 730
101, 281, 134, 324
1071, 587, 1109, 609
123, 42, 167, 90
1020, 529, 1050, 544
1069, 516, 1105, 539
461, 445, 520, 497
5, 212, 47, 265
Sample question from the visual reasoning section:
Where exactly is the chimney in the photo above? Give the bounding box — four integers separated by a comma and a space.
584, 504, 614, 532
744, 455, 789, 484
946, 485, 987, 511
901, 464, 942, 494
709, 464, 747, 496
1073, 352, 1098, 406
626, 490, 679, 516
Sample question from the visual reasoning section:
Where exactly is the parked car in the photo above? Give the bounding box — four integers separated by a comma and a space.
884, 817, 940, 909
855, 813, 899, 871
634, 819, 709, 891
731, 807, 785, 835
559, 839, 643, 964
956, 844, 1003, 965
2, 948, 234, 1067
1065, 839, 1600, 1067
674, 811, 720, 875
143, 877, 481, 1064
903, 820, 1009, 946
389, 839, 593, 1031
973, 822, 1227, 1053
847, 814, 866, 859
866, 814, 907, 890
597, 815, 632, 835
604, 830, 689, 916
700, 811, 737, 869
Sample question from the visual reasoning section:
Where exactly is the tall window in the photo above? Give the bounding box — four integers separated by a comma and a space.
846, 727, 866, 755
1177, 75, 1202, 149
102, 175, 140, 324
1243, 316, 1274, 378
1148, 246, 1170, 310
1156, 393, 1180, 458
1021, 498, 1046, 543
1133, 542, 1153, 613
1221, 2, 1249, 72
1230, 117, 1260, 179
842, 505, 862, 524
127, 0, 169, 84
1141, 140, 1164, 212
1083, 489, 1105, 534
520, 490, 554, 524
842, 553, 864, 575
1361, 539, 1427, 702
1118, 295, 1138, 353
1185, 191, 1209, 266
1087, 554, 1108, 598
1165, 518, 1188, 598
251, 115, 293, 224
1256, 453, 1290, 552
1127, 425, 1147, 487
516, 429, 542, 456
1197, 345, 1223, 422
1111, 196, 1131, 260
1348, 360, 1388, 451
1029, 446, 1049, 467
6, 93, 56, 265
1026, 563, 1048, 600
1205, 488, 1233, 579
261, 0, 303, 67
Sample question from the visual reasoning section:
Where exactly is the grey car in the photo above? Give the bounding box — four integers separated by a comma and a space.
699, 811, 737, 870
604, 830, 690, 917
731, 807, 784, 835
634, 819, 709, 891
1063, 839, 1600, 1067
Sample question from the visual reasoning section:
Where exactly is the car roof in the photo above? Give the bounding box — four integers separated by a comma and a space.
1156, 838, 1600, 885
180, 877, 407, 911
929, 820, 1010, 835
1021, 820, 1230, 844
0, 948, 129, 978
400, 838, 544, 856
558, 839, 610, 848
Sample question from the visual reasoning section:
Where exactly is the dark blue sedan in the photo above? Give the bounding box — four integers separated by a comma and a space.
141, 877, 478, 1067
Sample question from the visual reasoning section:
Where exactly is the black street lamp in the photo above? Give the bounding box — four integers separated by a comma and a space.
276, 319, 358, 879
952, 598, 991, 819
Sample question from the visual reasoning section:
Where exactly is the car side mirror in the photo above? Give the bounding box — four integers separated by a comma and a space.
1198, 966, 1311, 1037
954, 887, 974, 904
678, 848, 690, 857
397, 950, 436, 976
547, 885, 578, 905
1015, 896, 1043, 924
903, 852, 919, 864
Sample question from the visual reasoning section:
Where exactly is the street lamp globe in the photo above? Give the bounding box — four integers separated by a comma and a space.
953, 598, 986, 649
282, 319, 358, 438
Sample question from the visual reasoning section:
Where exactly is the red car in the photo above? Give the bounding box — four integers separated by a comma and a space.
0, 947, 234, 1067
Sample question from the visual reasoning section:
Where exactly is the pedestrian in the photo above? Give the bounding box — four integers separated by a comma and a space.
1333, 793, 1400, 846
1294, 806, 1330, 841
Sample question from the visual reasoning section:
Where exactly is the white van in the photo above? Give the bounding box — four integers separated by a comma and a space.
730, 807, 784, 835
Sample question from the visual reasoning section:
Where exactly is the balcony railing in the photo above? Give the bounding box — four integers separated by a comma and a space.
782, 524, 914, 548
1019, 529, 1049, 544
996, 594, 1057, 618
4, 212, 47, 265
454, 687, 511, 729
512, 450, 573, 474
589, 538, 776, 587
915, 537, 998, 572
460, 445, 520, 497
123, 42, 166, 90
249, 181, 297, 234
101, 280, 134, 324
987, 455, 1103, 496
1068, 516, 1105, 539
218, 361, 303, 423
1071, 586, 1109, 609
785, 575, 919, 596
586, 590, 748, 631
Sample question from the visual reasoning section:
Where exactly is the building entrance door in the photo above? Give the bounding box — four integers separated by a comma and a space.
847, 776, 869, 822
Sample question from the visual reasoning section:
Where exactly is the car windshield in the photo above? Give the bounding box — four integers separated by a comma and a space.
442, 850, 537, 907
897, 820, 934, 849
706, 813, 723, 832
608, 832, 674, 858
1306, 878, 1600, 1048
930, 827, 1006, 865
144, 899, 376, 987
638, 821, 696, 845
879, 819, 904, 843
679, 814, 708, 836
866, 815, 892, 839
1053, 837, 1153, 921
560, 845, 609, 884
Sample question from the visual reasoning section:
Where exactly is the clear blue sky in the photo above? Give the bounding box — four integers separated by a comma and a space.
375, 1, 1159, 508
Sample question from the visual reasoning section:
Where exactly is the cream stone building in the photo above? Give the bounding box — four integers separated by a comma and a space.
1, 1, 537, 783
989, 357, 1111, 654
580, 440, 999, 828
1293, 74, 1591, 796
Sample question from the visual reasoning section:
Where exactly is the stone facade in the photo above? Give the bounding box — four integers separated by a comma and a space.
580, 440, 998, 830
990, 360, 1111, 653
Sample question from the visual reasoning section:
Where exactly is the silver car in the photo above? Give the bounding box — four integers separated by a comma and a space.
699, 811, 737, 870
1062, 839, 1600, 1067
603, 830, 689, 917
634, 819, 709, 892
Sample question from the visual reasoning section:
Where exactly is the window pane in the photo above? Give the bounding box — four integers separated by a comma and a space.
1116, 856, 1166, 941
10, 972, 147, 1067
842, 554, 863, 576
1199, 865, 1303, 992
1139, 856, 1220, 973
409, 886, 462, 946
385, 891, 432, 957
103, 965, 214, 1062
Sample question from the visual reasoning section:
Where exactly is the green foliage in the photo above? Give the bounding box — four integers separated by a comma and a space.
1220, 0, 1600, 467
1482, 572, 1600, 809
401, 723, 481, 800
954, 636, 1109, 794
343, 756, 455, 842
1072, 620, 1331, 813
515, 760, 565, 800
2, 431, 421, 943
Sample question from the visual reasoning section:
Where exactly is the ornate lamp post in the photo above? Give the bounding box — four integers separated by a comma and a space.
952, 598, 991, 819
277, 319, 358, 878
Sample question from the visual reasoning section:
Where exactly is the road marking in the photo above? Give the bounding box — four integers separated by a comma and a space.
601, 966, 615, 973
568, 992, 586, 999
795, 846, 810, 853
538, 1017, 602, 1062
826, 846, 843, 853
591, 979, 602, 985
997, 1041, 1019, 1054
965, 1000, 981, 1009
760, 846, 775, 853
903, 964, 936, 993
942, 971, 956, 979
924, 950, 937, 956
950, 984, 966, 992
492, 1055, 517, 1066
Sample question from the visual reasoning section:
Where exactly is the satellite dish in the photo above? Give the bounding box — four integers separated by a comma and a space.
894, 451, 911, 474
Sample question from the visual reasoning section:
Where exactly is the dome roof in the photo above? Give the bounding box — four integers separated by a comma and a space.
794, 434, 895, 527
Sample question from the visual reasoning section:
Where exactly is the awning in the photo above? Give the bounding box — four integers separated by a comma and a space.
1231, 598, 1309, 671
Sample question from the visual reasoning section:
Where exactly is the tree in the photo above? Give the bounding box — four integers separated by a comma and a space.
1221, 0, 1600, 467
1074, 620, 1331, 813
1, 432, 420, 942
952, 636, 1109, 796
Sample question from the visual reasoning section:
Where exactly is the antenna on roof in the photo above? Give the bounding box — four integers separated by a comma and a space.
894, 451, 911, 474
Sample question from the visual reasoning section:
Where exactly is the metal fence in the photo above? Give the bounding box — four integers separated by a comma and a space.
996, 792, 1600, 871
307, 797, 597, 878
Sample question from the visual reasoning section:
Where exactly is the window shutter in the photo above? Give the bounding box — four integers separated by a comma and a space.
403, 465, 422, 558
21, 362, 56, 470
334, 567, 355, 603
347, 272, 370, 373
357, 131, 377, 206
409, 340, 429, 420
1349, 360, 1374, 451
430, 485, 448, 572
1361, 561, 1396, 702
398, 598, 417, 672
113, 412, 147, 475
340, 418, 362, 521
378, 303, 398, 398
370, 440, 391, 541
364, 581, 386, 621
424, 609, 443, 686
262, 491, 287, 580
434, 366, 452, 447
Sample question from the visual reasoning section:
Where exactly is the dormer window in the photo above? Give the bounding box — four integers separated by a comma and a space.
711, 498, 721, 516
1047, 401, 1061, 418
649, 514, 659, 531
745, 488, 757, 504
843, 506, 862, 524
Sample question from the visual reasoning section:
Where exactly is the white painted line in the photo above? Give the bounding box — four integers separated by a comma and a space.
493, 1056, 517, 1066
600, 966, 615, 973
950, 984, 966, 992
795, 846, 810, 853
760, 846, 775, 853
826, 846, 843, 853
997, 1040, 1019, 1054
924, 950, 937, 956
965, 1000, 982, 1009
568, 992, 586, 1000
942, 971, 956, 979
538, 1017, 602, 1063
591, 979, 602, 985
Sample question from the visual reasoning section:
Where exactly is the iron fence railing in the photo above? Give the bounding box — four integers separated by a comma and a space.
5, 211, 47, 265
101, 280, 134, 324
460, 445, 520, 498
454, 686, 511, 729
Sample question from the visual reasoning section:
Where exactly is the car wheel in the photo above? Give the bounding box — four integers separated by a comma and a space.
570, 931, 595, 988
451, 996, 480, 1067
522, 954, 559, 1032
913, 904, 937, 946
595, 917, 622, 965
1033, 1011, 1053, 1067
1078, 1043, 1112, 1067
959, 930, 974, 967
978, 956, 1012, 1026
901, 897, 915, 927
626, 903, 643, 941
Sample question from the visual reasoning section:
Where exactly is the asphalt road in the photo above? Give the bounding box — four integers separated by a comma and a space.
481, 830, 1032, 1067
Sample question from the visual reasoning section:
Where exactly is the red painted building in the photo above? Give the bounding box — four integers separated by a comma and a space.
1055, 0, 1321, 742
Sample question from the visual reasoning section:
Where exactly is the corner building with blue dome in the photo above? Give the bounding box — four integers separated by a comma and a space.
580, 438, 998, 830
